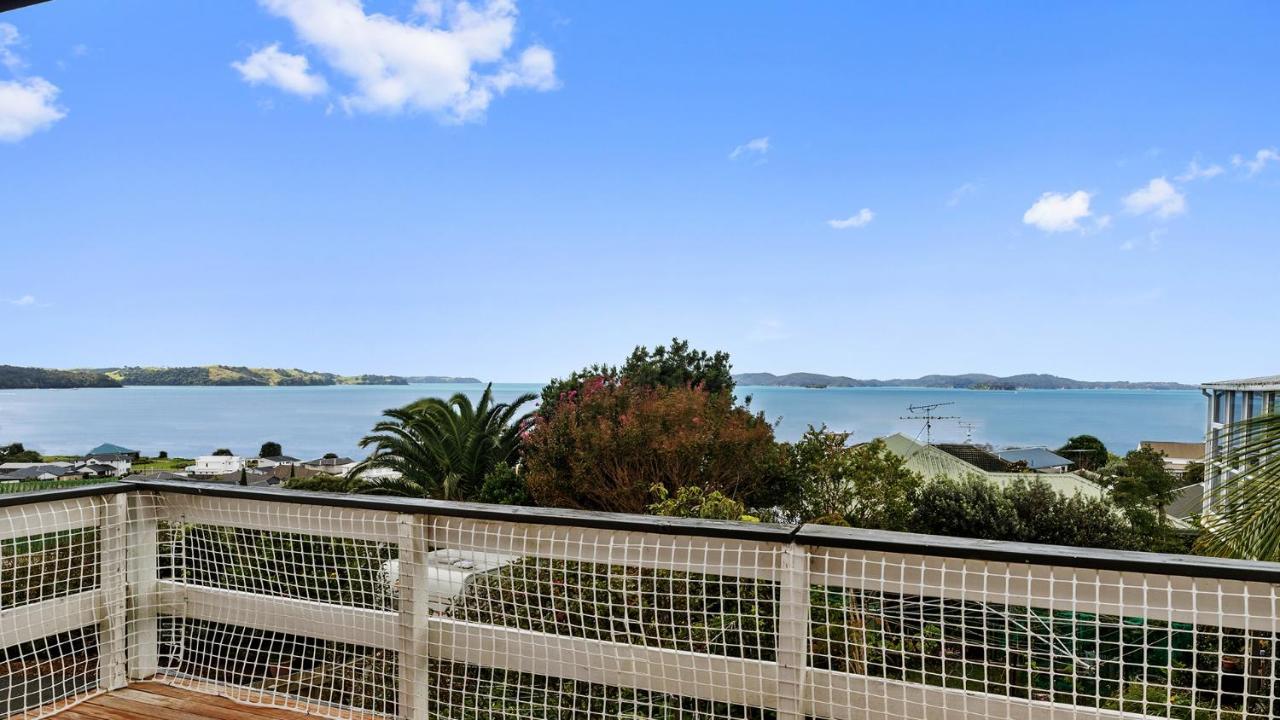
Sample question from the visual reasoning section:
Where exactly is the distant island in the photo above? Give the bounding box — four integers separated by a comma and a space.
734, 372, 1196, 391
0, 365, 481, 389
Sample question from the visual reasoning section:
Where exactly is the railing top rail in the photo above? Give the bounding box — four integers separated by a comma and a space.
4, 477, 1278, 585
0, 479, 127, 508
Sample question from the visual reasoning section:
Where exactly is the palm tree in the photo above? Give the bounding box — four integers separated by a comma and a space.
351, 384, 537, 500
1194, 412, 1280, 560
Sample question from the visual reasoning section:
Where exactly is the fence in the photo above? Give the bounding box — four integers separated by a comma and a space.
3, 479, 1280, 720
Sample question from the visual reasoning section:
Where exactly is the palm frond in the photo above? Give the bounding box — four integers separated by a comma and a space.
1196, 412, 1280, 560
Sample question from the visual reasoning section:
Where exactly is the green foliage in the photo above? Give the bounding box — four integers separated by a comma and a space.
476, 463, 531, 506
1056, 434, 1109, 471
157, 450, 168, 459
782, 428, 922, 528
1107, 446, 1179, 513
283, 473, 363, 493
211, 448, 233, 456
648, 484, 755, 522
910, 476, 1144, 550
522, 382, 784, 514
259, 441, 282, 458
0, 442, 42, 463
352, 383, 536, 501
539, 338, 735, 418
323, 452, 338, 459
0, 365, 120, 389
1196, 412, 1280, 561
1181, 461, 1204, 487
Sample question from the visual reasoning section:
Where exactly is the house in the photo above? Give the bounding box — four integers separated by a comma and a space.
185, 455, 245, 476
0, 461, 73, 473
301, 456, 359, 476
1139, 441, 1205, 477
87, 443, 141, 461
1201, 374, 1280, 514
880, 434, 1105, 498
0, 464, 89, 482
252, 455, 300, 469
994, 447, 1074, 473
76, 461, 120, 478
78, 454, 132, 476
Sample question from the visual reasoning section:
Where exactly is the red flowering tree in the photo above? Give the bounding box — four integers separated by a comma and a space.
522, 380, 786, 514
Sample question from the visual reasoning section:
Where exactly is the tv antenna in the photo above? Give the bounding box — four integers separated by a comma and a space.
957, 421, 978, 444
900, 402, 959, 444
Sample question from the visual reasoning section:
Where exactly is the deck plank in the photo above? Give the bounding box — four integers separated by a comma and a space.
45, 682, 353, 720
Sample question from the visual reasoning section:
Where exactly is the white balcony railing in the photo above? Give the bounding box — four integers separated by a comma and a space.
2, 480, 1280, 719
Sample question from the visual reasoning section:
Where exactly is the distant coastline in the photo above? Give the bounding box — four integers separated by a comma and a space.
0, 365, 480, 389
734, 371, 1196, 391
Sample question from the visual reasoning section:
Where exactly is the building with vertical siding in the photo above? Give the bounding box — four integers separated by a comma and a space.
1201, 375, 1280, 514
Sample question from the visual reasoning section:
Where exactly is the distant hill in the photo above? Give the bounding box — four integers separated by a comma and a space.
0, 365, 122, 389
97, 366, 412, 386
734, 372, 1195, 391
405, 376, 483, 384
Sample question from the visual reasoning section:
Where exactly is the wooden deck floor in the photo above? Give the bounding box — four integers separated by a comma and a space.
49, 683, 320, 720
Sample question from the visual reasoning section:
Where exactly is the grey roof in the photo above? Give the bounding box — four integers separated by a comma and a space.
86, 453, 133, 462
305, 457, 356, 466
1167, 482, 1204, 519
260, 455, 300, 463
1, 464, 83, 479
124, 471, 189, 481
1202, 375, 1280, 391
995, 447, 1074, 470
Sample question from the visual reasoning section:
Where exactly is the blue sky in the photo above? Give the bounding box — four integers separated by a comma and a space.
2, 1, 1278, 384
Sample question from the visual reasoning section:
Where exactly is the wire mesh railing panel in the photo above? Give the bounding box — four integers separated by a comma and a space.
154, 496, 401, 717
806, 547, 1280, 720
424, 516, 785, 719
0, 496, 109, 719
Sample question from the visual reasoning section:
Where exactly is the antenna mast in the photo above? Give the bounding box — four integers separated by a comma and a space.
900, 402, 959, 444
957, 421, 978, 444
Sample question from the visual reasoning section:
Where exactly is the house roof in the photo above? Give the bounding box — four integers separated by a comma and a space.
1, 464, 82, 479
995, 447, 1074, 470
1202, 375, 1280, 391
1167, 482, 1204, 520
305, 457, 356, 466
879, 434, 1105, 499
260, 455, 300, 463
933, 444, 1016, 472
89, 443, 137, 455
86, 453, 133, 463
1140, 441, 1205, 461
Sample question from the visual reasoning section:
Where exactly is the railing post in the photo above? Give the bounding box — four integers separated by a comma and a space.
97, 493, 129, 691
126, 490, 161, 680
397, 513, 430, 720
776, 541, 809, 720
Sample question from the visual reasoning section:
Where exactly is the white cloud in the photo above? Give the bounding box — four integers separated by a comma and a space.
1175, 159, 1224, 182
827, 208, 874, 230
1022, 190, 1092, 233
1123, 177, 1186, 218
0, 77, 65, 142
250, 0, 558, 122
0, 23, 65, 143
1233, 148, 1280, 176
729, 136, 769, 160
8, 294, 35, 306
233, 44, 328, 97
946, 181, 977, 207
1120, 228, 1166, 252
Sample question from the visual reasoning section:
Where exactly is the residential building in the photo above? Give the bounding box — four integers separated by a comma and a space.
1138, 440, 1204, 477
301, 456, 359, 476
185, 455, 246, 476
1201, 374, 1280, 514
252, 455, 300, 469
78, 453, 132, 476
0, 464, 88, 483
994, 447, 1074, 473
880, 434, 1104, 498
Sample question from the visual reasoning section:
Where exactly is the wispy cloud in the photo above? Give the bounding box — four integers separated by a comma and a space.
1022, 191, 1093, 233
1175, 159, 1224, 182
245, 0, 558, 123
946, 181, 978, 207
1232, 148, 1280, 176
729, 136, 769, 160
827, 208, 874, 230
1123, 177, 1186, 218
233, 43, 328, 97
746, 317, 789, 342
1120, 228, 1167, 252
7, 294, 36, 306
0, 23, 65, 143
